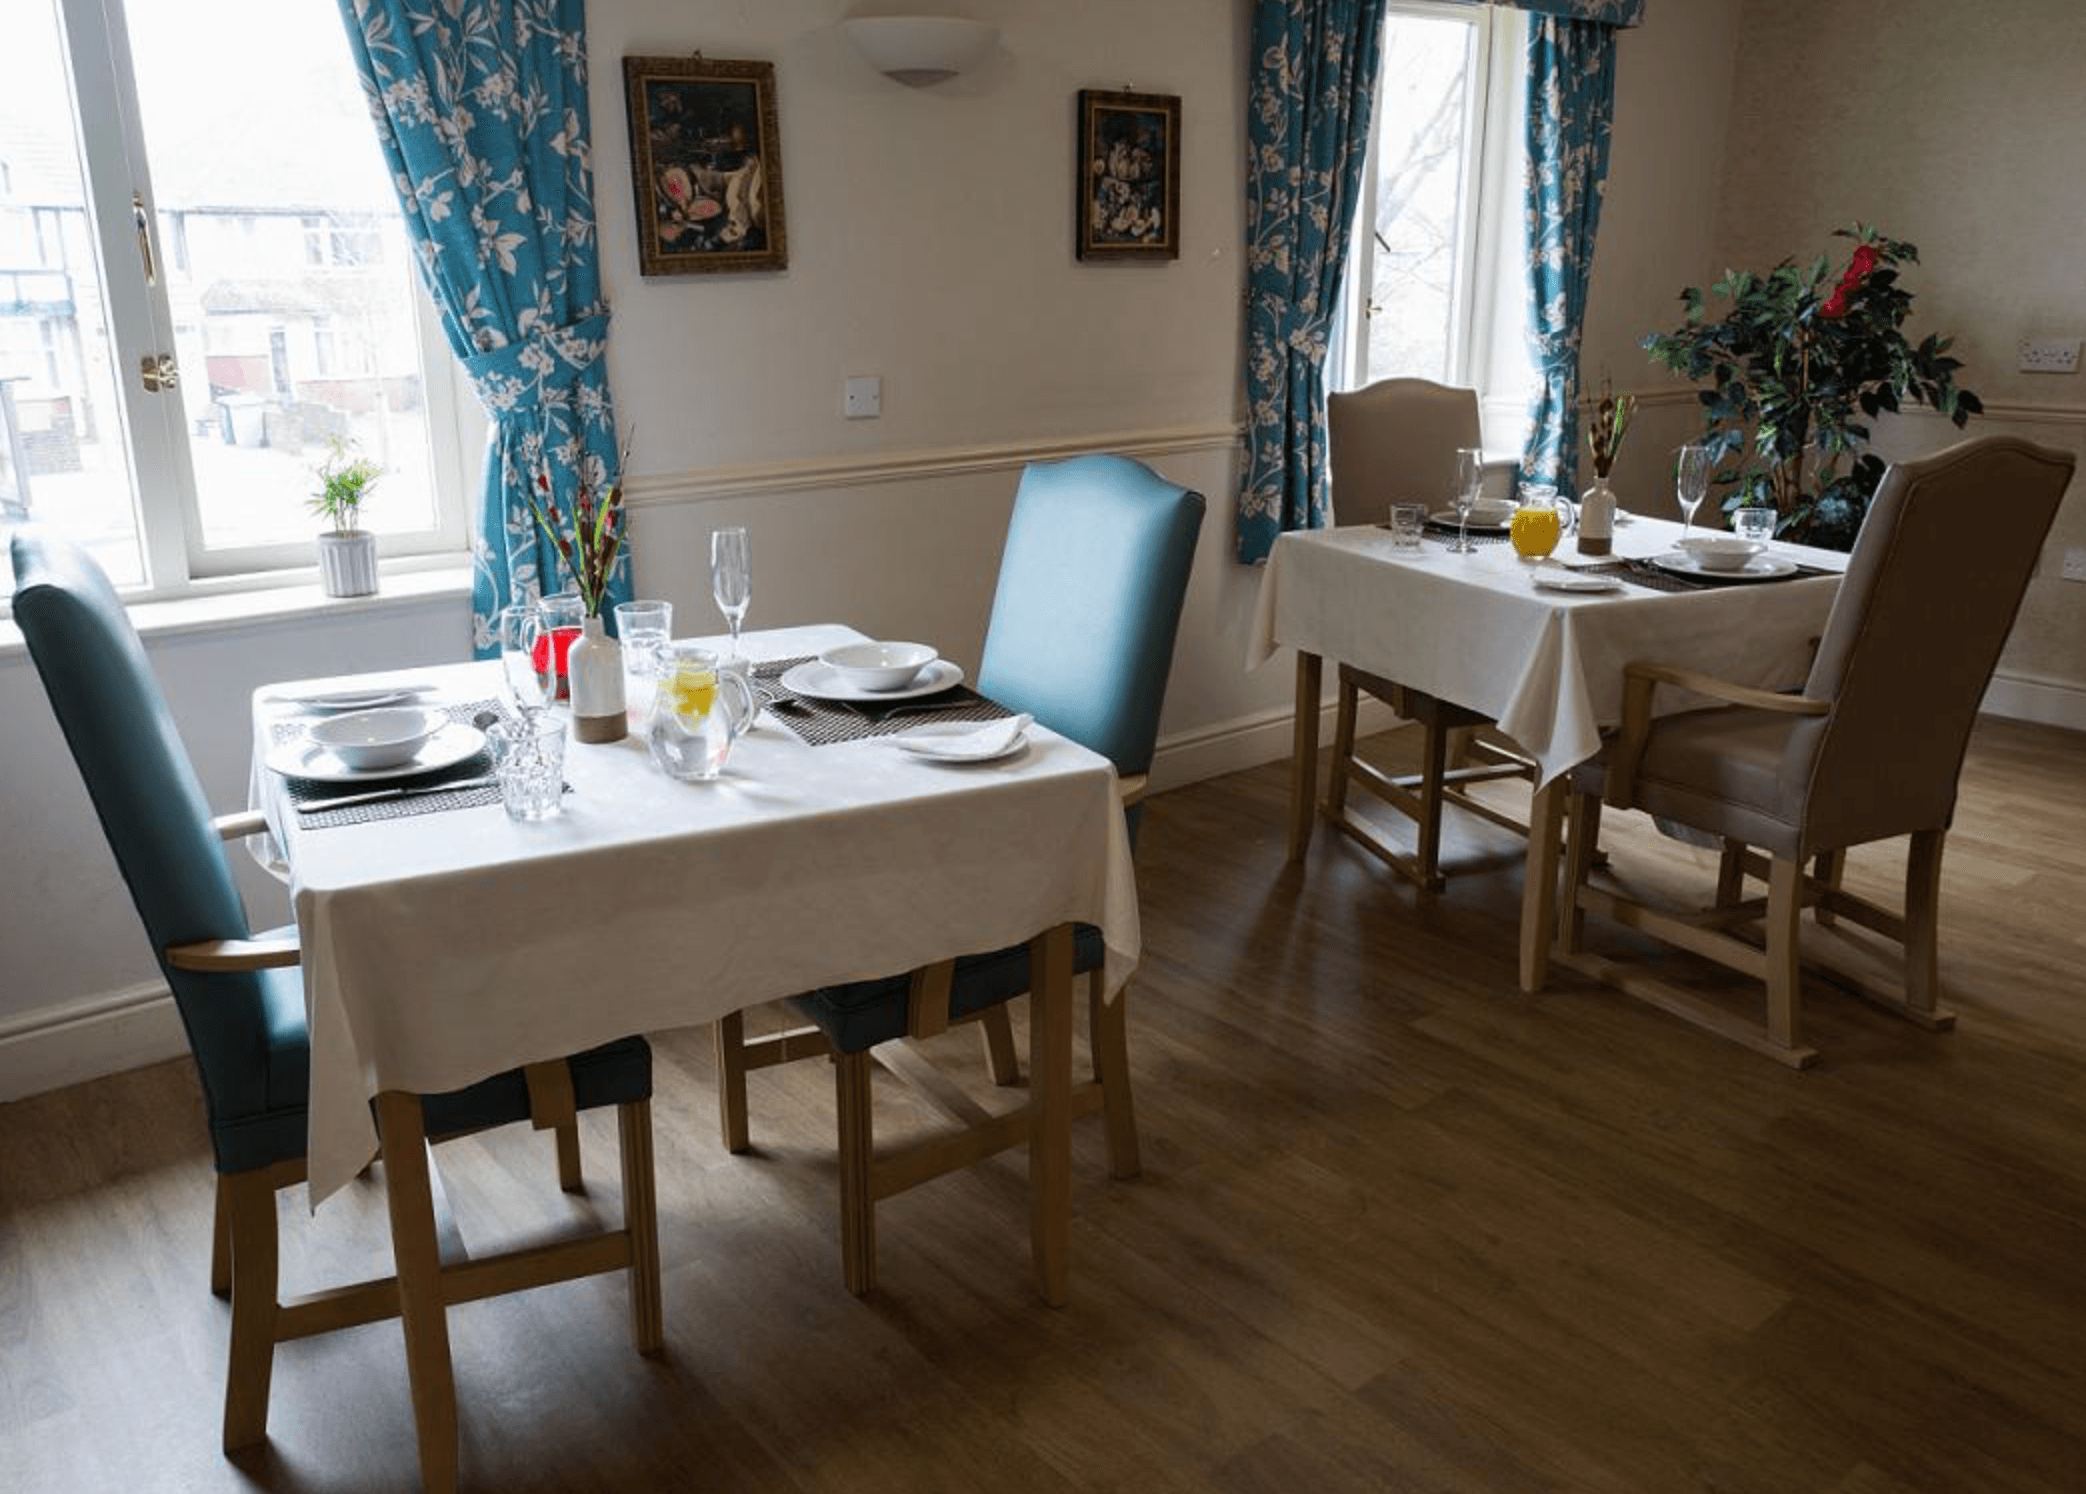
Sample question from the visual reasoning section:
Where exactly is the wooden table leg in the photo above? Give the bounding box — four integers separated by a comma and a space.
1519, 778, 1567, 993
375, 1090, 460, 1494
1287, 652, 1322, 863
1028, 922, 1074, 1306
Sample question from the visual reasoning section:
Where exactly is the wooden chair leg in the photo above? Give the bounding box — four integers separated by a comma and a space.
713, 1012, 750, 1154
375, 1091, 461, 1494
220, 1170, 279, 1453
210, 1177, 232, 1299
1028, 924, 1075, 1307
1287, 653, 1321, 863
554, 1121, 583, 1193
1813, 847, 1846, 927
834, 1051, 877, 1296
617, 1100, 664, 1354
1326, 674, 1360, 817
1765, 855, 1805, 1054
1716, 839, 1748, 908
1902, 829, 1945, 1019
1558, 790, 1602, 955
1088, 971, 1141, 1179
979, 1004, 1021, 1087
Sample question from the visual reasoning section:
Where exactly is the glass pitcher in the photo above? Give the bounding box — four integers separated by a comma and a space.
646, 643, 758, 781
1510, 485, 1576, 561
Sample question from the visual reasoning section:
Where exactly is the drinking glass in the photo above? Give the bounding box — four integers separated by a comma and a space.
1675, 444, 1714, 540
710, 527, 752, 666
1388, 502, 1426, 550
1449, 447, 1484, 554
486, 712, 566, 821
614, 599, 674, 729
1733, 506, 1777, 546
498, 603, 553, 721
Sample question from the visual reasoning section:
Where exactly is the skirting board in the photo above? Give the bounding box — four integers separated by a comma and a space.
0, 980, 187, 1103
1982, 669, 2086, 732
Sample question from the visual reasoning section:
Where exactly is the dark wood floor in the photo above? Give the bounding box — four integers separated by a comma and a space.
3, 715, 2083, 1492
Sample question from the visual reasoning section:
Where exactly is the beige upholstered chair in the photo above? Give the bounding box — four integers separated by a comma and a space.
1557, 435, 2076, 1067
1322, 377, 1533, 890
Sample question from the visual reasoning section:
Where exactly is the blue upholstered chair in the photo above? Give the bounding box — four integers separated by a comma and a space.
9, 528, 662, 1455
712, 453, 1205, 1294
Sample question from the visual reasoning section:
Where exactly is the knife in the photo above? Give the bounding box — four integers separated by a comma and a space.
297, 774, 497, 814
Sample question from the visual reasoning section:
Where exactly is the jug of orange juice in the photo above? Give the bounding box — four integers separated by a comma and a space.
1510, 486, 1575, 561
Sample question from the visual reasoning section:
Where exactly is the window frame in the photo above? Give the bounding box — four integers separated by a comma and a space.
11, 0, 473, 607
1335, 0, 1532, 455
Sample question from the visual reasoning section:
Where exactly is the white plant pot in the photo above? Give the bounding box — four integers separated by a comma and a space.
316, 530, 379, 598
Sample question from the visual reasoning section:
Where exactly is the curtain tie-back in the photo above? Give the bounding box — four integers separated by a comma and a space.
463, 310, 611, 419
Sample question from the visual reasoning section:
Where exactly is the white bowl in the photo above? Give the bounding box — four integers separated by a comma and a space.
1680, 536, 1766, 572
818, 641, 939, 692
308, 706, 445, 770
1466, 498, 1516, 526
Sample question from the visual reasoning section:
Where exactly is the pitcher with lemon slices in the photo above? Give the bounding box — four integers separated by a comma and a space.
646, 643, 757, 781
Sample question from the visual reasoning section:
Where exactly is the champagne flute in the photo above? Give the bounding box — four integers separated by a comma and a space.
710, 527, 751, 667
498, 603, 552, 722
1448, 447, 1484, 554
1675, 443, 1713, 542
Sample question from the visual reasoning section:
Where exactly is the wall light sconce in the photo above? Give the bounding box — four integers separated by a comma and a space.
843, 16, 999, 86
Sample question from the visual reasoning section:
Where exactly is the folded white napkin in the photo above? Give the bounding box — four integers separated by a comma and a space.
892, 713, 1033, 760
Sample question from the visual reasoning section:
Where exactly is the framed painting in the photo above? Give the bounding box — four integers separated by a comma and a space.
1075, 89, 1181, 261
623, 55, 788, 276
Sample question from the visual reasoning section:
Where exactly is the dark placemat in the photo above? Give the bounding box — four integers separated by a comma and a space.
1582, 557, 1839, 594
271, 697, 506, 828
1420, 520, 1511, 549
753, 656, 1015, 747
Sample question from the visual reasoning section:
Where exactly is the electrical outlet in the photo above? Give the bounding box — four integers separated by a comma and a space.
843, 375, 881, 419
2063, 547, 2086, 582
2017, 338, 2080, 374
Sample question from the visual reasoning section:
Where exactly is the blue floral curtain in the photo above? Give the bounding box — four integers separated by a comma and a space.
336, 0, 630, 653
1238, 0, 1389, 564
1521, 15, 1621, 495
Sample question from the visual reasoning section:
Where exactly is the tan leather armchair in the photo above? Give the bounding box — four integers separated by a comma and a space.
1557, 435, 2076, 1066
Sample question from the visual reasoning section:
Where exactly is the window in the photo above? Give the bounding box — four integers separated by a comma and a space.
1, 0, 468, 598
1336, 1, 1534, 457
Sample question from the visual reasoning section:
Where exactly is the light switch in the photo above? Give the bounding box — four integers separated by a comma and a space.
844, 376, 881, 419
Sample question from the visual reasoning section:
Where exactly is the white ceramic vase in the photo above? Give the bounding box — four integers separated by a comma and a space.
566, 615, 627, 743
1576, 476, 1616, 557
316, 530, 378, 597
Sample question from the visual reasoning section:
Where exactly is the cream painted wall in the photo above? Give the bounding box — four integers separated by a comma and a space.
1705, 0, 2086, 712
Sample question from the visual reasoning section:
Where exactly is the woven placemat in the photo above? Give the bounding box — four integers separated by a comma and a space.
1420, 520, 1511, 550
1581, 557, 1838, 594
753, 656, 1015, 747
272, 697, 506, 829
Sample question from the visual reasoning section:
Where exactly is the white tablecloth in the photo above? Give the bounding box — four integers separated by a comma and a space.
1249, 518, 1848, 785
257, 625, 1140, 1203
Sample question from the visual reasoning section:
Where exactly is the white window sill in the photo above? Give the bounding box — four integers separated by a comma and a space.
2, 560, 475, 659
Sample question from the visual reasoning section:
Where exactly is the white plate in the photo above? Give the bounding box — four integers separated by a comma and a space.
779, 658, 966, 703
1531, 570, 1622, 594
266, 720, 486, 784
1649, 550, 1801, 583
891, 717, 1032, 763
279, 684, 436, 712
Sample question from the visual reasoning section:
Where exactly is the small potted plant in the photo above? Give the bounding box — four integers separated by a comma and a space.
310, 437, 382, 598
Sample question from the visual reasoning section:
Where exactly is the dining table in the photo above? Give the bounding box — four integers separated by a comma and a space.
251, 622, 1139, 1492
1249, 512, 1851, 991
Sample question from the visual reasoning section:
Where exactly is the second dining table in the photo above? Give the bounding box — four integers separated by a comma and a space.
254, 622, 1139, 1492
1251, 511, 1850, 989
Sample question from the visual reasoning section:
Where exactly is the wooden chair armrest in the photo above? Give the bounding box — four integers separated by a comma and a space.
165, 936, 303, 973
1116, 773, 1149, 808
1608, 660, 1828, 810
214, 809, 269, 842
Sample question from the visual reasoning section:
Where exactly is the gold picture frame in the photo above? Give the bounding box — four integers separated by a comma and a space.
623, 55, 788, 276
1075, 89, 1181, 261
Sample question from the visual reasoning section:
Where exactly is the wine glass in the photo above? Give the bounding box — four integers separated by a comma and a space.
710, 527, 751, 666
498, 603, 553, 722
1675, 443, 1713, 541
1448, 447, 1485, 554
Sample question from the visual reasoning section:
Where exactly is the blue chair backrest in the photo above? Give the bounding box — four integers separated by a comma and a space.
10, 528, 281, 1147
977, 454, 1204, 779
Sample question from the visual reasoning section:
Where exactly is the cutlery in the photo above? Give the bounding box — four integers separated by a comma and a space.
297, 775, 496, 814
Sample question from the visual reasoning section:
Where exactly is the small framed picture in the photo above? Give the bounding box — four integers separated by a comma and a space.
1075, 89, 1181, 261
623, 55, 788, 276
